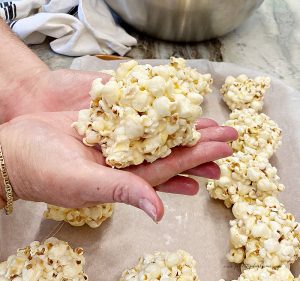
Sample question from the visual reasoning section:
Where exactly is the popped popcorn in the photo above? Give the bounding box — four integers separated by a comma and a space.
217, 73, 299, 278
0, 237, 88, 281
73, 57, 213, 168
220, 75, 271, 112
219, 266, 299, 281
207, 152, 284, 208
226, 248, 245, 264
227, 197, 300, 268
119, 250, 200, 281
44, 204, 113, 228
233, 265, 297, 281
225, 109, 282, 158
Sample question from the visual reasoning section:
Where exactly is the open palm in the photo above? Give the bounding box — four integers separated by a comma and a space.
0, 111, 236, 221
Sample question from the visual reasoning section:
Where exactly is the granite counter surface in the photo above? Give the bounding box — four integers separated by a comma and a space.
30, 0, 300, 90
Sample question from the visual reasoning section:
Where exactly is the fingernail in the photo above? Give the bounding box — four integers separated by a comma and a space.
139, 199, 157, 222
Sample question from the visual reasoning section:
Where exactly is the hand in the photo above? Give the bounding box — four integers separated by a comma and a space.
4, 69, 110, 122
0, 112, 237, 221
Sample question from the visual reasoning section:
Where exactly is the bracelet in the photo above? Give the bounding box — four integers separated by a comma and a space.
0, 144, 13, 215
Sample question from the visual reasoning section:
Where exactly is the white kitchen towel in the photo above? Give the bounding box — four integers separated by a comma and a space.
0, 0, 137, 56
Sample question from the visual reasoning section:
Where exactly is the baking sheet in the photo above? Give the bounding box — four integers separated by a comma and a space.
1, 57, 300, 281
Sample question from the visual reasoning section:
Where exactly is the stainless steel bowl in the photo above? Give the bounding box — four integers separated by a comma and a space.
105, 0, 264, 42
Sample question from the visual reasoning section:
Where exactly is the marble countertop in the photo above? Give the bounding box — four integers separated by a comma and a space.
31, 0, 299, 90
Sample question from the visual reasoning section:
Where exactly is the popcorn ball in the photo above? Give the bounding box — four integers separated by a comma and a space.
225, 109, 282, 158
0, 237, 88, 281
227, 197, 300, 268
220, 75, 271, 112
219, 265, 298, 281
120, 250, 200, 281
207, 152, 284, 208
73, 57, 213, 168
44, 204, 113, 228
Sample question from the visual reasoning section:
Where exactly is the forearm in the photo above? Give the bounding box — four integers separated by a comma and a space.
0, 19, 49, 123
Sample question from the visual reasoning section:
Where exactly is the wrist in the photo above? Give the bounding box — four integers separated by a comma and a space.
0, 19, 50, 123
1, 66, 50, 123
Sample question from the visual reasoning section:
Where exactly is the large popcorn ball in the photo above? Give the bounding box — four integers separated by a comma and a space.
227, 197, 300, 268
44, 204, 113, 228
220, 75, 271, 112
225, 109, 282, 158
120, 250, 200, 281
73, 57, 213, 168
207, 152, 284, 208
0, 237, 88, 281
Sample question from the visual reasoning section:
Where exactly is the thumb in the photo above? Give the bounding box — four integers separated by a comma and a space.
65, 69, 111, 87
75, 161, 164, 222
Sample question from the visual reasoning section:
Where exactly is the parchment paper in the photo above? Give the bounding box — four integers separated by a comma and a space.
1, 57, 300, 281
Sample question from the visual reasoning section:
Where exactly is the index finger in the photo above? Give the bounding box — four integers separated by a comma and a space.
128, 141, 232, 187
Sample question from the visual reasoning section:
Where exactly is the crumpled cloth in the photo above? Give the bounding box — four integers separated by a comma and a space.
0, 0, 137, 56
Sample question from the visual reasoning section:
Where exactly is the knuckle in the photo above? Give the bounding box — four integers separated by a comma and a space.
167, 155, 184, 176
112, 183, 130, 204
196, 142, 210, 162
202, 145, 210, 163
67, 188, 85, 206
